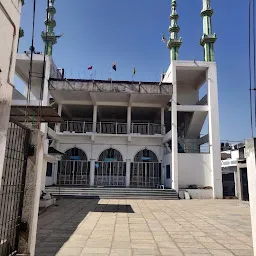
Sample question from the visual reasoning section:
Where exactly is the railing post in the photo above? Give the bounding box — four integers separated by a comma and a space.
83, 121, 85, 133
67, 121, 69, 132
148, 123, 150, 135
116, 122, 118, 134
100, 122, 102, 133
131, 123, 133, 133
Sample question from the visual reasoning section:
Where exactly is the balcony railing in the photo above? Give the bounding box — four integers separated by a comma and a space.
59, 121, 165, 135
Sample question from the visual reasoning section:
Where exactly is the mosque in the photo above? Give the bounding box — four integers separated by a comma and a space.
12, 0, 223, 198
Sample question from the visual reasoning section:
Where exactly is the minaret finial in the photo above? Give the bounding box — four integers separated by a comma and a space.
167, 0, 182, 62
41, 0, 57, 56
200, 0, 217, 61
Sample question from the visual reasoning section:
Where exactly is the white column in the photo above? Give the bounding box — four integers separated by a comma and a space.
161, 107, 165, 134
56, 104, 62, 132
42, 58, 50, 106
245, 138, 256, 256
126, 159, 131, 187
93, 105, 98, 133
171, 63, 179, 191
90, 159, 95, 186
208, 63, 223, 199
127, 106, 131, 134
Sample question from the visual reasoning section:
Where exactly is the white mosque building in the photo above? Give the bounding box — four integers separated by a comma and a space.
12, 0, 223, 199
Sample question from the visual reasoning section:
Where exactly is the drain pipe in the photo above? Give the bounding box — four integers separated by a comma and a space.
0, 1, 17, 87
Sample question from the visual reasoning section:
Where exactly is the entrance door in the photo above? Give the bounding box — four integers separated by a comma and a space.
222, 173, 235, 197
95, 161, 126, 186
58, 160, 90, 185
131, 149, 161, 187
241, 168, 249, 201
58, 148, 90, 185
95, 148, 126, 187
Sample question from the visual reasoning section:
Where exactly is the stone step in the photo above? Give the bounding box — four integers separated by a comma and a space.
46, 186, 179, 200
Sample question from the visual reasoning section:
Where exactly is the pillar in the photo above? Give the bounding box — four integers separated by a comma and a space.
161, 107, 165, 134
90, 159, 95, 186
126, 159, 131, 187
93, 105, 98, 133
56, 104, 62, 132
127, 106, 131, 134
171, 63, 178, 191
208, 63, 223, 198
245, 138, 256, 255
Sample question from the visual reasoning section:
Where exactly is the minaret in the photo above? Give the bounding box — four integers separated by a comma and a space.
167, 0, 182, 62
41, 0, 57, 56
200, 0, 217, 62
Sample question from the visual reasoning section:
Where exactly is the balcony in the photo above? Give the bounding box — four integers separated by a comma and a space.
58, 121, 165, 135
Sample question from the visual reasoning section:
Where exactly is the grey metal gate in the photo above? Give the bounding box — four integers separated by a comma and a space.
130, 162, 161, 187
95, 161, 126, 187
0, 121, 30, 256
57, 160, 90, 185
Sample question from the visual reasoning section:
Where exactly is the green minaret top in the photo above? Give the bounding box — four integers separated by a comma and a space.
200, 0, 217, 62
41, 0, 57, 56
167, 0, 182, 62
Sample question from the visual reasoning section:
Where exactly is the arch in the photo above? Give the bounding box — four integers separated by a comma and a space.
134, 149, 158, 162
62, 147, 88, 161
98, 148, 123, 162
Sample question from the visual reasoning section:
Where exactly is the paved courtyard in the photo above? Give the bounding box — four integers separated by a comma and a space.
36, 199, 253, 256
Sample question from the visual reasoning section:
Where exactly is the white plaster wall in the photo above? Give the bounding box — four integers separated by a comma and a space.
178, 153, 212, 188
162, 153, 172, 188
177, 87, 199, 105
231, 150, 239, 160
58, 135, 164, 162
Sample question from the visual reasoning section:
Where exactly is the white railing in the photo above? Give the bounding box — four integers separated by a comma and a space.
60, 121, 93, 133
59, 121, 165, 135
131, 123, 164, 135
96, 122, 127, 134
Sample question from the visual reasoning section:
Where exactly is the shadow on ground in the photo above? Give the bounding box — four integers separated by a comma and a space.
35, 198, 134, 255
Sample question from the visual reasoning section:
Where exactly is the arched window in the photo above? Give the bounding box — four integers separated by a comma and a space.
98, 148, 123, 162
63, 147, 87, 161
134, 149, 158, 163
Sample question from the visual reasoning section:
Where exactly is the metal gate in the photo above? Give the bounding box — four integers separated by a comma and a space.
95, 161, 126, 187
0, 121, 30, 256
57, 160, 90, 185
130, 162, 161, 187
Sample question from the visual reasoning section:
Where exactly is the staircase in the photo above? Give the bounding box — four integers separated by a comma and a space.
45, 187, 179, 200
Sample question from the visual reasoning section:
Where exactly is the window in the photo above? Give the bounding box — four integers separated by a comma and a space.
166, 165, 171, 179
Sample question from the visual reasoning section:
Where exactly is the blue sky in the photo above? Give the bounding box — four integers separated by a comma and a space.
17, 0, 251, 142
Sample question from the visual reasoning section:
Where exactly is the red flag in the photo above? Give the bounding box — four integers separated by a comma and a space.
88, 66, 93, 70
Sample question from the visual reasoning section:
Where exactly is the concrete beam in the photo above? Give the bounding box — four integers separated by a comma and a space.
198, 134, 209, 145
176, 105, 209, 112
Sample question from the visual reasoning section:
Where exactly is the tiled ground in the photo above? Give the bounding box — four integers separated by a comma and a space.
36, 199, 253, 256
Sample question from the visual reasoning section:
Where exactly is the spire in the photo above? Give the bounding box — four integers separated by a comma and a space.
41, 0, 57, 56
200, 0, 217, 62
167, 0, 182, 62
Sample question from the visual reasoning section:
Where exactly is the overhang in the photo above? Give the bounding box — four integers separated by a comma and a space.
10, 105, 63, 123
49, 79, 172, 107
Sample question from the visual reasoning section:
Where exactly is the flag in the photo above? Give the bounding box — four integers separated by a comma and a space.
133, 68, 136, 76
88, 66, 93, 70
162, 34, 167, 43
112, 62, 117, 71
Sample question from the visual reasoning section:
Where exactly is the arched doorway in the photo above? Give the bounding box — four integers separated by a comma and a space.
95, 148, 126, 186
131, 149, 161, 187
58, 147, 90, 185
